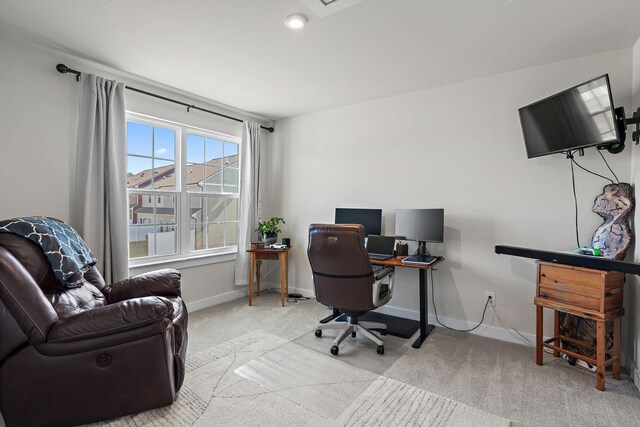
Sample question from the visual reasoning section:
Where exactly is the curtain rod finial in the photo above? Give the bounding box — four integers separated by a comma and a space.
56, 63, 81, 81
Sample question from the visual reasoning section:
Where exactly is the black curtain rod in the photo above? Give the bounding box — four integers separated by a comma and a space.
56, 64, 274, 133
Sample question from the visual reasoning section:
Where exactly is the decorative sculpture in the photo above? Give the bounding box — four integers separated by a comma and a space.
561, 182, 634, 367
591, 182, 634, 260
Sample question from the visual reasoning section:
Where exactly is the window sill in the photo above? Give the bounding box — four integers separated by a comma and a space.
129, 250, 237, 272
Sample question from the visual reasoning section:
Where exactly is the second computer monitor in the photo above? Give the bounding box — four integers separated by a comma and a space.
335, 208, 382, 236
395, 208, 444, 243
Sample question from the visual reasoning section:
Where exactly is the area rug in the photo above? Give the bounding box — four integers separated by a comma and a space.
89, 331, 511, 426
292, 326, 411, 375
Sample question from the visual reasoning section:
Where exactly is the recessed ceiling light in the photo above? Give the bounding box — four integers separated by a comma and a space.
284, 14, 307, 30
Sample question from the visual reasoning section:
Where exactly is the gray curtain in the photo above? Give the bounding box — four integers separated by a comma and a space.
234, 121, 262, 286
72, 74, 128, 284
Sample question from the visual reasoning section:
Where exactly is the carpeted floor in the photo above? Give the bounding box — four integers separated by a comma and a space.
185, 293, 640, 427
94, 331, 510, 426
4, 292, 639, 426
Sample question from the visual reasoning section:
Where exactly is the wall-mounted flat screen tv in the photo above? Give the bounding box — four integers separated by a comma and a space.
518, 74, 619, 158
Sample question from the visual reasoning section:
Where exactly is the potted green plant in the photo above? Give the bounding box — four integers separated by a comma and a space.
257, 217, 285, 246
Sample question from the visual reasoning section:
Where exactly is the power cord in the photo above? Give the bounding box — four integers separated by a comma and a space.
287, 295, 315, 303
489, 304, 534, 347
430, 269, 490, 332
569, 157, 580, 247
567, 149, 620, 248
597, 149, 620, 183
570, 155, 614, 184
255, 264, 281, 293
430, 269, 536, 345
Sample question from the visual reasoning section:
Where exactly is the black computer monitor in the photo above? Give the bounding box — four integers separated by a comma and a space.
395, 209, 444, 255
334, 208, 382, 236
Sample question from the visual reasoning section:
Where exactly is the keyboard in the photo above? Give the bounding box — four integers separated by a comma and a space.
402, 255, 439, 265
369, 253, 392, 260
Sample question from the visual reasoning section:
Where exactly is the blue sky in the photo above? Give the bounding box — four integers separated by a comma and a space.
127, 121, 239, 176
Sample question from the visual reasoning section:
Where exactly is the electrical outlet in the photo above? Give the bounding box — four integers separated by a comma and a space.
484, 291, 496, 307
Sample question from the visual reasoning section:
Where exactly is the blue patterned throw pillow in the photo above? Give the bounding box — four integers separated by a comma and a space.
0, 216, 97, 288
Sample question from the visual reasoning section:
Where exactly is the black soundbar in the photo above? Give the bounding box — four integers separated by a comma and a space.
495, 245, 640, 275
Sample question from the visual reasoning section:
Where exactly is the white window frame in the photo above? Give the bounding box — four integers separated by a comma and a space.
126, 112, 241, 268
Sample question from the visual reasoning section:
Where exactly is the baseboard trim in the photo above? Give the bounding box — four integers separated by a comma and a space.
376, 304, 537, 346
185, 282, 314, 313
187, 282, 316, 313
374, 304, 420, 321
186, 289, 246, 312
254, 286, 539, 346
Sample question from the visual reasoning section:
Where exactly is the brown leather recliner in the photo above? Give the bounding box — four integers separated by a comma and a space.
0, 233, 188, 427
308, 224, 394, 356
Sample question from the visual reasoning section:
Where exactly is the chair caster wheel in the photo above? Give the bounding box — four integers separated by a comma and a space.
351, 331, 356, 338
381, 330, 387, 336
315, 329, 322, 338
331, 345, 339, 356
377, 345, 384, 355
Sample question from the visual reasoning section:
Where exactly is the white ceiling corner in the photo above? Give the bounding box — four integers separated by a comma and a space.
300, 0, 368, 17
1, 0, 640, 120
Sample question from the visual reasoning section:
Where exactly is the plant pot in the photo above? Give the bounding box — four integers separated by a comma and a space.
261, 232, 278, 246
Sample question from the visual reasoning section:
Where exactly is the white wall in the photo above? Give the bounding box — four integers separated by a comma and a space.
266, 48, 634, 344
0, 34, 271, 308
630, 36, 640, 390
0, 35, 75, 220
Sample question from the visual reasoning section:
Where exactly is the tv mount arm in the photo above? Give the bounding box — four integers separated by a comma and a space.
626, 107, 640, 144
594, 107, 640, 155
564, 107, 639, 158
615, 106, 640, 145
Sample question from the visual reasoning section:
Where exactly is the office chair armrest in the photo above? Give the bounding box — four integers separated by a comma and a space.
373, 266, 394, 281
372, 267, 394, 307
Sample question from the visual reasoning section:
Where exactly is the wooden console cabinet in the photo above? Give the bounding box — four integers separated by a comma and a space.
534, 261, 624, 391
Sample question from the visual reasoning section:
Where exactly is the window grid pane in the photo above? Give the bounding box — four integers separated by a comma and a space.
128, 191, 179, 258
127, 121, 176, 191
189, 195, 238, 251
186, 132, 239, 196
128, 116, 239, 260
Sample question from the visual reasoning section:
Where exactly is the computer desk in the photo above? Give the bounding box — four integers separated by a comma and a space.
371, 256, 445, 349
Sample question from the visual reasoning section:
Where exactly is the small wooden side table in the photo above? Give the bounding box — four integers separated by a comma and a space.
534, 261, 624, 391
246, 247, 291, 307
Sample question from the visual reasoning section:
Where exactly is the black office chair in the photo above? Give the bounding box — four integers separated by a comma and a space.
307, 224, 394, 355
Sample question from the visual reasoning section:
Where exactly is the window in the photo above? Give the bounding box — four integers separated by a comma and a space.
126, 113, 240, 263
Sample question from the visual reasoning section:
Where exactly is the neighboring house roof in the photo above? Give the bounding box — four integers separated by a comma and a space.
127, 164, 175, 189
127, 155, 238, 190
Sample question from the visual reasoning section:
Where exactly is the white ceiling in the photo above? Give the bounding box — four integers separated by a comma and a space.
1, 0, 640, 120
